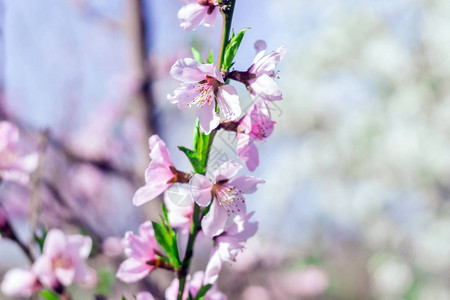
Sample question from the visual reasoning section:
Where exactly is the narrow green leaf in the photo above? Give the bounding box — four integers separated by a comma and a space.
40, 290, 59, 300
152, 221, 180, 268
206, 49, 214, 64
193, 120, 200, 150
201, 201, 212, 217
178, 145, 202, 173
222, 27, 249, 70
195, 284, 213, 300
34, 229, 47, 253
191, 47, 203, 63
162, 203, 170, 225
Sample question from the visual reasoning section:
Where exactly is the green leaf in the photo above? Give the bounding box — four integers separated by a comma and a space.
182, 119, 216, 174
152, 221, 180, 268
206, 49, 214, 64
222, 27, 249, 70
34, 229, 47, 253
162, 203, 170, 224
195, 284, 213, 300
95, 268, 115, 297
201, 201, 212, 217
178, 146, 202, 174
191, 47, 203, 63
40, 290, 59, 300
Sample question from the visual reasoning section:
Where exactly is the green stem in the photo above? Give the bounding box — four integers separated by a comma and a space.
176, 3, 237, 299
217, 0, 237, 70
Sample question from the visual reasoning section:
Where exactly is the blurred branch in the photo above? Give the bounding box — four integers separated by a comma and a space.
65, 0, 121, 30
43, 179, 104, 245
48, 134, 137, 184
29, 129, 50, 235
125, 0, 158, 138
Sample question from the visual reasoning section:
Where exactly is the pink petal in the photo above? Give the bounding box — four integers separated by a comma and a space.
136, 292, 156, 300
189, 174, 213, 206
133, 182, 172, 206
0, 121, 19, 151
236, 135, 259, 172
249, 74, 282, 101
32, 256, 58, 288
67, 234, 92, 259
55, 267, 76, 286
216, 236, 242, 262
178, 3, 208, 31
252, 46, 287, 75
228, 212, 258, 241
189, 271, 205, 294
212, 160, 242, 182
1, 268, 39, 298
170, 58, 207, 83
144, 161, 174, 184
138, 221, 158, 249
43, 229, 67, 257
167, 84, 202, 110
251, 40, 267, 66
201, 200, 228, 238
121, 230, 155, 261
203, 7, 219, 27
197, 63, 223, 83
217, 85, 241, 120
116, 257, 153, 283
228, 175, 265, 194
165, 277, 181, 300
73, 262, 97, 288
196, 99, 220, 134
149, 135, 172, 164
203, 248, 223, 285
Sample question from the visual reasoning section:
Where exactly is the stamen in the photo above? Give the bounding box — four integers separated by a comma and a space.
214, 185, 245, 214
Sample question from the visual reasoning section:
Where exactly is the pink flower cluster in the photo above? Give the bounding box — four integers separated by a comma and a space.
0, 121, 38, 185
1, 229, 96, 298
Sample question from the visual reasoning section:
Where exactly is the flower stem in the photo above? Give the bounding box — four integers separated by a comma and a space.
218, 0, 237, 71
176, 3, 237, 299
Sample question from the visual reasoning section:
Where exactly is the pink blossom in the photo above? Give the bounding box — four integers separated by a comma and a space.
247, 40, 286, 101
236, 103, 275, 171
164, 187, 194, 233
204, 212, 258, 284
168, 58, 241, 134
116, 221, 159, 283
1, 268, 41, 298
190, 161, 264, 238
136, 291, 155, 300
165, 271, 227, 300
33, 229, 97, 288
133, 135, 177, 206
178, 0, 219, 31
0, 121, 38, 185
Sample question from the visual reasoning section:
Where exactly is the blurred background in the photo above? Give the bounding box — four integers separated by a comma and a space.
1, 0, 450, 299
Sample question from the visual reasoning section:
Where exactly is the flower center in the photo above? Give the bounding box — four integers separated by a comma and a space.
213, 184, 244, 214
191, 76, 219, 109
251, 123, 270, 140
52, 255, 72, 270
